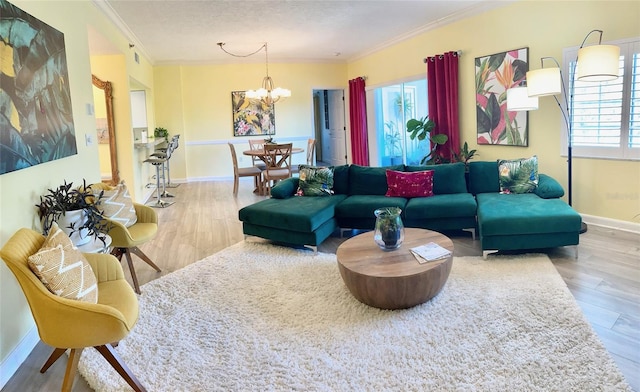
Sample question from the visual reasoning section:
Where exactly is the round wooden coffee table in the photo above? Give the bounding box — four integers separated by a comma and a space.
336, 228, 454, 310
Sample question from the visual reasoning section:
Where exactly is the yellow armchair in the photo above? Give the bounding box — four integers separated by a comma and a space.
91, 182, 161, 294
0, 228, 146, 392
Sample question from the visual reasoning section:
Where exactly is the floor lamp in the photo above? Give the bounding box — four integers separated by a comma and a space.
507, 30, 620, 234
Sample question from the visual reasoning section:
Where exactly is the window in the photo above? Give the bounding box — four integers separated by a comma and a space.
367, 78, 428, 166
563, 37, 640, 160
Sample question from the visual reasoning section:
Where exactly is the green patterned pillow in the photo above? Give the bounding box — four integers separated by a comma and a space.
498, 156, 539, 194
296, 165, 334, 196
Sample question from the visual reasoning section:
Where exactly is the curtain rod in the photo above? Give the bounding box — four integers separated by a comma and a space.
423, 50, 462, 63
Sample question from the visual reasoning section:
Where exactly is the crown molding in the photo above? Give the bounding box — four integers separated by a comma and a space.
91, 0, 154, 65
348, 1, 514, 62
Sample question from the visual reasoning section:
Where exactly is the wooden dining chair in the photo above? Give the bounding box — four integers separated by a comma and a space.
248, 139, 267, 170
262, 143, 293, 195
292, 138, 316, 174
229, 143, 263, 196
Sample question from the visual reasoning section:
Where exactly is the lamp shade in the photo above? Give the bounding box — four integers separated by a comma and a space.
507, 86, 539, 111
527, 67, 562, 97
576, 44, 620, 82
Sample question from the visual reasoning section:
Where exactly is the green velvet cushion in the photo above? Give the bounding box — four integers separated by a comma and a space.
467, 161, 500, 195
534, 174, 565, 199
497, 156, 539, 194
331, 164, 350, 195
297, 165, 334, 196
404, 162, 467, 194
238, 195, 346, 232
270, 177, 299, 199
476, 193, 581, 236
404, 193, 477, 219
335, 195, 407, 219
348, 165, 403, 196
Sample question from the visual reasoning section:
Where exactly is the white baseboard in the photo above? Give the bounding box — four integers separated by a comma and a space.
581, 214, 640, 234
0, 325, 39, 389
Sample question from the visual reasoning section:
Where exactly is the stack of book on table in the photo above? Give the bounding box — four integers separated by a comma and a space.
410, 243, 452, 264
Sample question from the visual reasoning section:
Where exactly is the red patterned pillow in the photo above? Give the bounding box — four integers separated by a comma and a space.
385, 170, 434, 198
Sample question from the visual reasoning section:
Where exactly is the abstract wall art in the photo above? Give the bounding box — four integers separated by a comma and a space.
0, 0, 78, 175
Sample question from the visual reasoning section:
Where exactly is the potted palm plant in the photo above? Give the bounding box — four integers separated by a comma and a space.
35, 180, 110, 246
385, 123, 404, 165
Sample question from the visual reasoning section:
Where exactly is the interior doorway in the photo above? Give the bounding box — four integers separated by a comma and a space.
313, 89, 347, 166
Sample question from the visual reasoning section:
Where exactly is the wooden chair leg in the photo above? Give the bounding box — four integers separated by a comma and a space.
40, 347, 67, 373
94, 344, 147, 392
111, 247, 124, 261
123, 250, 141, 294
61, 348, 83, 392
130, 247, 162, 272
233, 175, 239, 195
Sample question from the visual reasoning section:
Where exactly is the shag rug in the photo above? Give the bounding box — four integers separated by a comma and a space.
79, 241, 631, 391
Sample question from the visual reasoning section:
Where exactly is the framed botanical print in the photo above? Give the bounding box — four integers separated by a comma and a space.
231, 91, 275, 136
475, 47, 529, 146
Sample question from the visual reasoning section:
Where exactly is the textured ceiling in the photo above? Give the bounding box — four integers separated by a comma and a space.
95, 0, 506, 65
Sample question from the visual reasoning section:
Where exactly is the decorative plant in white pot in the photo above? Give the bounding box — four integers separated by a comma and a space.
35, 180, 110, 246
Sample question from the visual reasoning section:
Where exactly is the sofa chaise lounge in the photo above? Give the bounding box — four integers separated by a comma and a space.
238, 161, 582, 256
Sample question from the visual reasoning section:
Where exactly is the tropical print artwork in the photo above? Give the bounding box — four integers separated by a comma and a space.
232, 91, 275, 136
475, 47, 529, 146
0, 0, 78, 175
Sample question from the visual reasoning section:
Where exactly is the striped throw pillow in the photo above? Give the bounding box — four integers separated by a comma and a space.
28, 222, 98, 303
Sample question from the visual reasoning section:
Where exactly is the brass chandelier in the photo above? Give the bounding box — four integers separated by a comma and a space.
217, 42, 291, 105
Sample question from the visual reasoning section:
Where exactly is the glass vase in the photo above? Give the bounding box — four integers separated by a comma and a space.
373, 207, 404, 251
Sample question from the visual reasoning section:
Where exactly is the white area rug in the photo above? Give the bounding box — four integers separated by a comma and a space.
79, 241, 631, 391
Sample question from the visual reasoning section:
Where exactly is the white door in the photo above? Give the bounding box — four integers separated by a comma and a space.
327, 90, 347, 166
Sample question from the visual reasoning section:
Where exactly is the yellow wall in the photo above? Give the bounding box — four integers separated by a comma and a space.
153, 62, 347, 180
348, 0, 640, 224
0, 0, 154, 378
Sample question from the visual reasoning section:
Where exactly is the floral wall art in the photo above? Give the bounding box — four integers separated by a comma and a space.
0, 0, 78, 174
475, 47, 529, 146
232, 91, 275, 136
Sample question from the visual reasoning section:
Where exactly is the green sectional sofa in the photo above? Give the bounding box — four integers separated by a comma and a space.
238, 161, 582, 255
467, 161, 582, 257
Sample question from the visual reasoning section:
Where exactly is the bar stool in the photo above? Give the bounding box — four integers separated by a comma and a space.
144, 156, 174, 208
150, 136, 177, 198
152, 135, 180, 191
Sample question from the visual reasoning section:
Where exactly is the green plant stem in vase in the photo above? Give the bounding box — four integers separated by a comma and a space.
373, 207, 405, 251
35, 179, 111, 246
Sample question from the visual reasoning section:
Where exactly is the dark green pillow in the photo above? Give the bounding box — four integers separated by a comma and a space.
349, 165, 403, 195
535, 174, 565, 199
331, 164, 350, 195
297, 165, 334, 196
405, 162, 467, 194
270, 177, 299, 199
467, 161, 500, 195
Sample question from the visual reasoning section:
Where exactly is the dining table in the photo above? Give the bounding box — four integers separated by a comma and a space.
243, 147, 304, 195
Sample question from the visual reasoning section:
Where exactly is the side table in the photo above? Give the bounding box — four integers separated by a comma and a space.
77, 234, 112, 254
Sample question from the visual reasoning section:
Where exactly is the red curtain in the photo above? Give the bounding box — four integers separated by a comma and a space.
426, 51, 460, 161
348, 77, 369, 166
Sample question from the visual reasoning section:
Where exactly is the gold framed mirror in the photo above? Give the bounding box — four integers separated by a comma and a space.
92, 74, 119, 185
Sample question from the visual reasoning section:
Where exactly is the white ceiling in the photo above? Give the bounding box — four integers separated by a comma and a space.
94, 0, 508, 65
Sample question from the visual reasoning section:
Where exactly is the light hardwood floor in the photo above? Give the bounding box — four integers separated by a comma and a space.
3, 179, 639, 391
